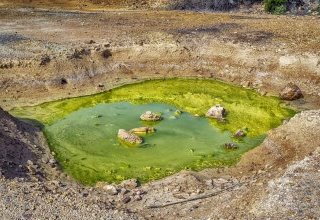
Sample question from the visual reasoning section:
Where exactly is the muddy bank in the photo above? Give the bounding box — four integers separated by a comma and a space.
128, 110, 320, 219
0, 106, 139, 219
1, 98, 319, 219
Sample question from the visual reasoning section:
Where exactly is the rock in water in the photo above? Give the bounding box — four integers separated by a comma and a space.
206, 105, 226, 120
234, 129, 246, 138
140, 111, 162, 121
224, 143, 238, 150
117, 129, 143, 145
130, 127, 156, 135
174, 110, 182, 116
280, 83, 303, 100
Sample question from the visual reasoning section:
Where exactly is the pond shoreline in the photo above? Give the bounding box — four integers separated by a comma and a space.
18, 77, 284, 185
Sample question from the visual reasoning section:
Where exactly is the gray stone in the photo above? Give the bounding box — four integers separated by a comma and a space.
119, 188, 129, 196
49, 159, 56, 164
280, 83, 303, 101
117, 129, 143, 145
130, 127, 156, 135
206, 105, 226, 119
120, 179, 139, 189
102, 185, 118, 195
234, 129, 246, 137
133, 195, 142, 201
121, 196, 131, 204
140, 111, 162, 121
224, 143, 238, 150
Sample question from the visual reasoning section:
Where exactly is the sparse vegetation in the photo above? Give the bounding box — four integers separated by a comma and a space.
264, 0, 287, 14
102, 49, 112, 59
40, 54, 51, 66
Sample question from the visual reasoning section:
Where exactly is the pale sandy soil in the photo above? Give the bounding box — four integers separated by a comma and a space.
0, 5, 319, 220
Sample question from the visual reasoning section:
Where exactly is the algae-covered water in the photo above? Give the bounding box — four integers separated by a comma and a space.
12, 79, 296, 185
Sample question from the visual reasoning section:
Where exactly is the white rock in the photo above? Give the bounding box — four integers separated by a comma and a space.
206, 105, 226, 119
102, 184, 118, 195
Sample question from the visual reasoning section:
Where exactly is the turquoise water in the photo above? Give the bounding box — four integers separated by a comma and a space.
45, 102, 265, 185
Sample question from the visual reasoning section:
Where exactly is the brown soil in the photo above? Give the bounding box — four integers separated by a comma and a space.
0, 0, 169, 10
0, 8, 319, 111
0, 4, 319, 220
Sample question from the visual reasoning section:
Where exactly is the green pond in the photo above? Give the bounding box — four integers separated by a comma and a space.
12, 79, 296, 185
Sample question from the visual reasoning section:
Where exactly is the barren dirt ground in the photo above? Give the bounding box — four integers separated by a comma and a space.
0, 7, 319, 110
0, 5, 320, 220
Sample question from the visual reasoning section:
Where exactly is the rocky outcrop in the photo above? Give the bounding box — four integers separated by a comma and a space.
140, 111, 162, 121
279, 83, 303, 100
206, 105, 226, 120
0, 107, 52, 180
117, 129, 143, 145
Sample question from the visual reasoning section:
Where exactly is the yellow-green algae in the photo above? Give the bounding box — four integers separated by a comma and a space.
11, 79, 296, 185
13, 78, 295, 136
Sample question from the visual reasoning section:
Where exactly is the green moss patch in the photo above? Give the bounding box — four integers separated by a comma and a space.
13, 78, 295, 136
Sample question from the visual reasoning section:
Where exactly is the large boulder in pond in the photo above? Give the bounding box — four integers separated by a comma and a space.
130, 127, 156, 135
117, 129, 143, 145
206, 105, 226, 120
140, 111, 162, 121
280, 83, 303, 101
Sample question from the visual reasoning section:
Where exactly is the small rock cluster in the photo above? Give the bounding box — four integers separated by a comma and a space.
117, 129, 144, 145
117, 110, 164, 145
224, 143, 239, 150
118, 126, 156, 146
140, 111, 162, 121
206, 105, 248, 149
99, 179, 146, 204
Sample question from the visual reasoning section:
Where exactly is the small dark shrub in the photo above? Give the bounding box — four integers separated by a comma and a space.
264, 0, 287, 14
69, 48, 91, 59
40, 55, 51, 66
170, 0, 239, 11
102, 49, 112, 59
60, 78, 68, 85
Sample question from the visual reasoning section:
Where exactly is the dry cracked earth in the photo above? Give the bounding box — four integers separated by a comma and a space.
0, 4, 320, 220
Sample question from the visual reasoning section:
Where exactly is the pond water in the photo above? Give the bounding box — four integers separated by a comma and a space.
12, 79, 295, 185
